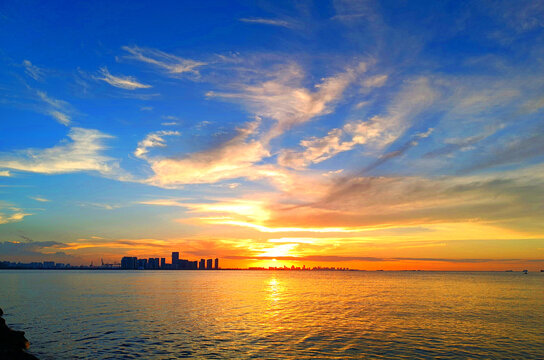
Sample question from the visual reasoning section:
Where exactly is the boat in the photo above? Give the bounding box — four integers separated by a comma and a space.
522, 269, 528, 274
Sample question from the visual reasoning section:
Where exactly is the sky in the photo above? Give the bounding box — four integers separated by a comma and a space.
1, 0, 543, 270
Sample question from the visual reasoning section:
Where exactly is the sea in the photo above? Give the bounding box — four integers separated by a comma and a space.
1, 270, 543, 359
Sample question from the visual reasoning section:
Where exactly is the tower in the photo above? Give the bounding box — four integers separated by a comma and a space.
172, 252, 179, 268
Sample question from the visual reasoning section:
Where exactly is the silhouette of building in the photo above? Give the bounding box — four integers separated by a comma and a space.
214, 258, 219, 270
199, 259, 205, 270
172, 252, 179, 268
137, 258, 147, 269
160, 258, 166, 269
146, 257, 159, 269
206, 259, 212, 270
121, 257, 138, 269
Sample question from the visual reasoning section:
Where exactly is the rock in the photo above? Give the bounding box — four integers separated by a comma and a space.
0, 308, 39, 360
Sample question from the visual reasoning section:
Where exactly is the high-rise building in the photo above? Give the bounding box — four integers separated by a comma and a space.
206, 259, 212, 270
172, 252, 179, 268
214, 258, 219, 270
199, 259, 205, 270
121, 257, 138, 269
137, 258, 147, 269
160, 258, 166, 269
43, 261, 55, 269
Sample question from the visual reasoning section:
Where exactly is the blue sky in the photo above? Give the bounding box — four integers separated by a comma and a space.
1, 0, 543, 269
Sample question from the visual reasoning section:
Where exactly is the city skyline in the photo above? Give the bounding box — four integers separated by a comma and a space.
1, 0, 544, 270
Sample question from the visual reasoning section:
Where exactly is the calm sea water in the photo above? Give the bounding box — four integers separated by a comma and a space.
1, 270, 543, 359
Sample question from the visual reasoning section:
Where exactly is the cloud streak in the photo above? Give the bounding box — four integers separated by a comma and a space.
239, 18, 292, 28
97, 67, 152, 90
123, 46, 206, 77
22, 60, 43, 80
278, 77, 437, 168
36, 90, 71, 126
134, 130, 180, 159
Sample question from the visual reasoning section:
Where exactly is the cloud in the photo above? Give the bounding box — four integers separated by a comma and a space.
278, 77, 437, 168
78, 202, 121, 210
359, 128, 433, 174
362, 74, 388, 88
0, 170, 10, 177
239, 18, 292, 28
22, 60, 43, 80
48, 110, 70, 126
123, 46, 206, 76
29, 196, 49, 202
0, 240, 77, 262
146, 121, 270, 186
134, 130, 180, 159
174, 163, 544, 237
0, 206, 32, 225
138, 199, 187, 207
161, 122, 179, 126
278, 128, 353, 168
298, 164, 544, 234
0, 127, 118, 175
462, 127, 544, 173
97, 67, 152, 90
207, 62, 367, 139
36, 90, 71, 126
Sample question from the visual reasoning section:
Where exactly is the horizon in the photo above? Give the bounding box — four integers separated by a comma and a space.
1, 0, 544, 271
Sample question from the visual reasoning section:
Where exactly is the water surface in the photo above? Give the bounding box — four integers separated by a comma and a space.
2, 270, 543, 359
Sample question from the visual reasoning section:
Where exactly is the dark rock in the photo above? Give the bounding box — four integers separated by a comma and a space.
0, 308, 39, 360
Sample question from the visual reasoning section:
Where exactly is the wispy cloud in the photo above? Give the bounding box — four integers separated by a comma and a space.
0, 206, 32, 225
207, 62, 367, 140
22, 59, 44, 80
0, 127, 117, 175
123, 46, 206, 76
278, 77, 437, 168
461, 126, 544, 173
48, 110, 71, 126
36, 90, 71, 126
97, 67, 152, 90
0, 170, 11, 177
146, 120, 270, 186
239, 18, 292, 28
134, 130, 180, 159
78, 202, 122, 210
29, 196, 50, 202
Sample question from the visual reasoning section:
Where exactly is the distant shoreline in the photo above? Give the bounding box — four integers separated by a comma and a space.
0, 268, 541, 272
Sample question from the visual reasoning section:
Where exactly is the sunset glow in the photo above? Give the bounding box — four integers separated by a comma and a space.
1, 0, 543, 271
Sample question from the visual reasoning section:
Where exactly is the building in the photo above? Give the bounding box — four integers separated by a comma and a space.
172, 252, 179, 268
137, 258, 147, 269
119, 254, 218, 271
147, 258, 159, 269
121, 257, 138, 270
